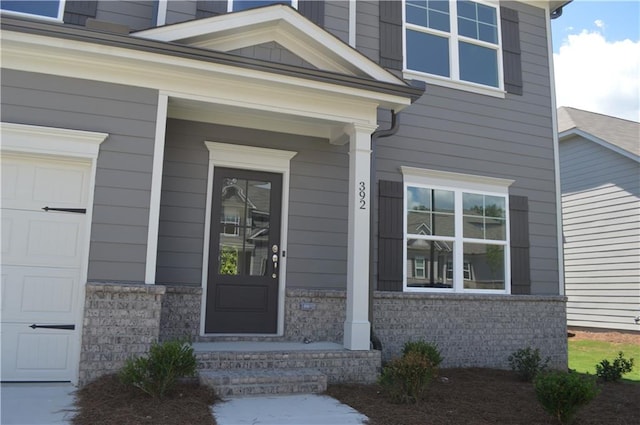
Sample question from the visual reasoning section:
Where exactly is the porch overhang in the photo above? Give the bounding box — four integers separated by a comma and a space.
1, 13, 424, 351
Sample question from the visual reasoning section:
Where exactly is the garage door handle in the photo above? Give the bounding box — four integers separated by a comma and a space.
29, 324, 75, 330
42, 206, 86, 214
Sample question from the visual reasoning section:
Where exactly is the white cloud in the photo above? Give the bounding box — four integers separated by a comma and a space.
553, 30, 640, 122
594, 19, 605, 30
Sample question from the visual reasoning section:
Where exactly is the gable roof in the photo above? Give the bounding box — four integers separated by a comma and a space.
133, 4, 405, 85
557, 107, 640, 162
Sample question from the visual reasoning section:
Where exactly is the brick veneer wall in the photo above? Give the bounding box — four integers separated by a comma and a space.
78, 282, 165, 386
373, 292, 568, 370
159, 284, 202, 342
284, 289, 346, 343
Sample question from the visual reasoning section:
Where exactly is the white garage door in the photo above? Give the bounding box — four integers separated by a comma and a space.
1, 154, 90, 381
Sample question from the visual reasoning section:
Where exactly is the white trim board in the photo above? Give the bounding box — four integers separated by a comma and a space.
200, 142, 297, 337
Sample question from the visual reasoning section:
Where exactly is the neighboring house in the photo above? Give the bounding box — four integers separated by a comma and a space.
1, 0, 570, 389
558, 107, 640, 332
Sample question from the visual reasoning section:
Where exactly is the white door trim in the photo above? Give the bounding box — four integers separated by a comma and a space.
0, 122, 108, 384
201, 142, 297, 336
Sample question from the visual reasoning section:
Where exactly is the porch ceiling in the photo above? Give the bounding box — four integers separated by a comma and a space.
168, 98, 345, 142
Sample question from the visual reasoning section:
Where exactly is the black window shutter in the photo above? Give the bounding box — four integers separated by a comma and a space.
196, 1, 227, 19
63, 1, 97, 25
298, 0, 324, 27
501, 6, 523, 95
379, 1, 403, 71
378, 180, 404, 291
510, 195, 530, 294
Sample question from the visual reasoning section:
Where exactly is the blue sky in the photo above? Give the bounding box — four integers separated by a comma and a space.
551, 0, 640, 121
552, 0, 640, 52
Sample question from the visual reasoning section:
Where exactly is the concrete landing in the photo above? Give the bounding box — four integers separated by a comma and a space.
212, 394, 368, 425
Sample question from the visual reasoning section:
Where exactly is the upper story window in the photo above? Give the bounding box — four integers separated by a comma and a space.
0, 0, 64, 20
404, 0, 503, 94
230, 0, 295, 12
403, 167, 512, 294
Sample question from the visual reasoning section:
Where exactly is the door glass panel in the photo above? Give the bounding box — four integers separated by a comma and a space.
218, 178, 271, 276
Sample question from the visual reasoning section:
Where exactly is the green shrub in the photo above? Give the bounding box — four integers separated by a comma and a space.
379, 351, 437, 404
508, 347, 550, 382
595, 351, 634, 382
402, 340, 443, 368
534, 371, 599, 424
119, 339, 197, 399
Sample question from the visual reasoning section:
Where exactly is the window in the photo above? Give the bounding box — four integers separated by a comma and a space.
1, 0, 64, 20
404, 0, 503, 94
414, 257, 426, 279
230, 0, 295, 12
403, 167, 512, 293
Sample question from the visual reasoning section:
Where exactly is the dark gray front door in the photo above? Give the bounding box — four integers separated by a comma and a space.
205, 167, 282, 333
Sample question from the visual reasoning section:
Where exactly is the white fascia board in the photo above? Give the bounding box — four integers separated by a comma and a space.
559, 129, 640, 163
132, 5, 405, 85
1, 30, 410, 124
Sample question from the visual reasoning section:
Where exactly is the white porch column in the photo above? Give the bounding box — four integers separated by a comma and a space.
144, 93, 168, 284
344, 123, 377, 350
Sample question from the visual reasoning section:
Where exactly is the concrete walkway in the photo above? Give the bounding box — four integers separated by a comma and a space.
212, 394, 368, 425
0, 383, 367, 425
1, 382, 75, 425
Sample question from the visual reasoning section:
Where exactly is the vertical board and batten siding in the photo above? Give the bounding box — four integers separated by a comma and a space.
370, 2, 560, 295
560, 136, 640, 331
0, 70, 158, 282
63, 1, 98, 26
156, 119, 350, 289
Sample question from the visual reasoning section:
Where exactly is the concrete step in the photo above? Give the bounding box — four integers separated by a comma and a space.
199, 368, 327, 397
193, 342, 381, 384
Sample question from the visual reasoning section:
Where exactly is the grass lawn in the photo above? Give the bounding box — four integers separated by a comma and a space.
569, 339, 640, 382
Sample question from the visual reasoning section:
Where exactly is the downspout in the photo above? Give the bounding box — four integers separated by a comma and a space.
369, 109, 400, 350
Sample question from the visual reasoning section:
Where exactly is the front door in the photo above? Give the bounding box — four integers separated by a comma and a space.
205, 167, 282, 333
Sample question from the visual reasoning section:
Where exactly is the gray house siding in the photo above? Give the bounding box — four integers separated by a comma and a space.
156, 119, 349, 289
355, 1, 380, 63
0, 69, 158, 282
324, 1, 349, 44
95, 0, 155, 30
560, 136, 640, 331
371, 2, 560, 295
165, 0, 197, 25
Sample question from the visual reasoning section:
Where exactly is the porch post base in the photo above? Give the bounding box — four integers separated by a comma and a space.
343, 320, 371, 350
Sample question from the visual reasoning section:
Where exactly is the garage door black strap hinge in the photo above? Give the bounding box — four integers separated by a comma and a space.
42, 206, 86, 214
29, 324, 75, 330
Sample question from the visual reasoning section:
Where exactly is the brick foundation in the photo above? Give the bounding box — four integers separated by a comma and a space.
78, 284, 567, 386
78, 282, 165, 386
373, 292, 568, 370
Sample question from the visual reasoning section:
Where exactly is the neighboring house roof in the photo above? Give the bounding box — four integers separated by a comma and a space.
557, 106, 640, 162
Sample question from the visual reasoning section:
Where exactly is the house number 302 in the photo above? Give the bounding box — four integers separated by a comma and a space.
358, 181, 367, 210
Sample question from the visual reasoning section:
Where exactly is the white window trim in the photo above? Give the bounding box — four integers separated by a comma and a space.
200, 142, 297, 337
402, 167, 513, 294
227, 0, 298, 12
402, 0, 505, 98
0, 0, 65, 21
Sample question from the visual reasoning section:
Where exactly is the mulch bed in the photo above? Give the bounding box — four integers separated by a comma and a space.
327, 368, 640, 425
72, 330, 639, 425
71, 374, 217, 425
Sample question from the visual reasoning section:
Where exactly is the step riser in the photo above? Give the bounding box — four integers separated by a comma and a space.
200, 371, 327, 397
195, 352, 380, 384
210, 382, 326, 397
